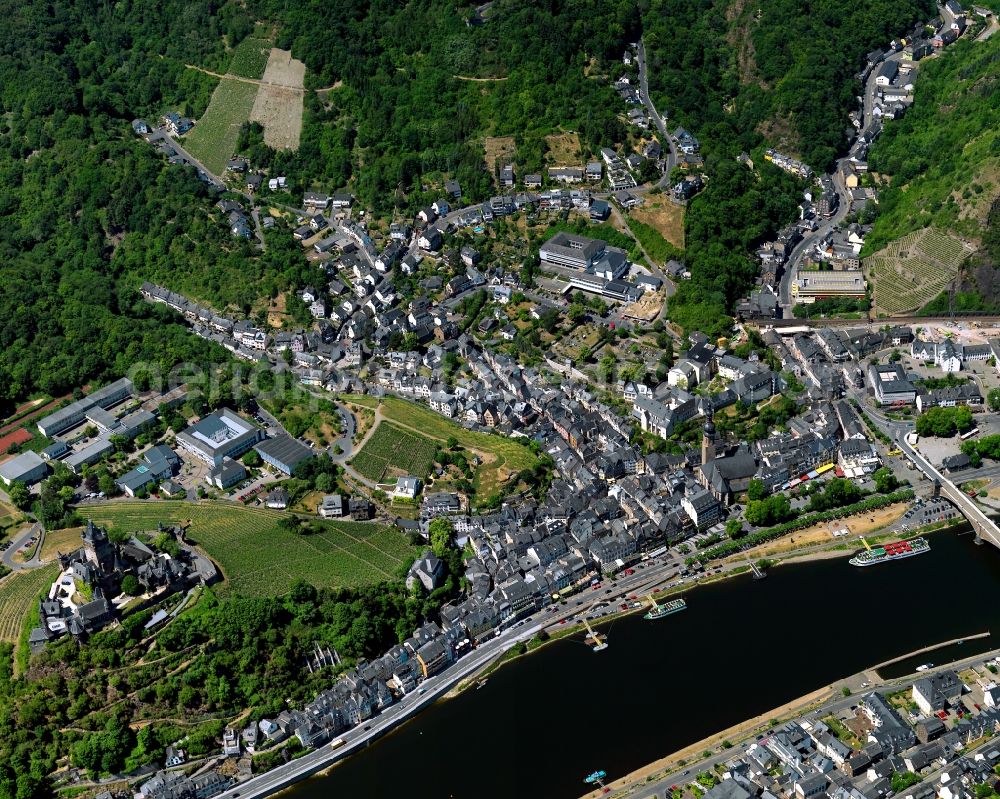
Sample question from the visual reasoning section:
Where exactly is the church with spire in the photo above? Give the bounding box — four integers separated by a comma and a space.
697, 409, 758, 506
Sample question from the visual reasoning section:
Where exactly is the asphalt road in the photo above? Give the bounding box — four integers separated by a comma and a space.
777, 43, 904, 313
211, 556, 700, 799
845, 385, 1000, 546
636, 39, 679, 184
146, 129, 225, 191
1, 522, 43, 571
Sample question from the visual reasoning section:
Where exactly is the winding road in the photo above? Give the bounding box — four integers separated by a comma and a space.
1, 522, 44, 572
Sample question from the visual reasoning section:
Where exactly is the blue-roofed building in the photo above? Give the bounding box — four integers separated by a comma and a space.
116, 445, 179, 497
254, 435, 312, 476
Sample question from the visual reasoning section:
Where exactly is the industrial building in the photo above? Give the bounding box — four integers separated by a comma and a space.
255, 434, 313, 475
0, 451, 50, 486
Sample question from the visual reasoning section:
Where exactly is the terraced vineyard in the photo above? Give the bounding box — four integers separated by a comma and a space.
227, 36, 272, 79
351, 423, 438, 484
82, 502, 419, 597
865, 228, 971, 316
0, 565, 59, 643
184, 78, 260, 175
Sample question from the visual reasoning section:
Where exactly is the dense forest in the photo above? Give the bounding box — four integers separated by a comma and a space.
640, 0, 935, 334
0, 0, 265, 414
249, 0, 641, 211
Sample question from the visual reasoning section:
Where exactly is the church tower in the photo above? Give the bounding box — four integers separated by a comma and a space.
701, 409, 717, 466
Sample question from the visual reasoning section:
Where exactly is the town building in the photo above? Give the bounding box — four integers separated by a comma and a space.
37, 378, 134, 437
175, 408, 265, 467
0, 451, 49, 487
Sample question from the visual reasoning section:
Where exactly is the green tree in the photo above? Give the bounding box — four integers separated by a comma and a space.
989, 388, 1000, 412
242, 449, 262, 468
120, 575, 141, 596
746, 479, 766, 502
725, 519, 744, 539
428, 518, 454, 557
7, 480, 30, 510
872, 467, 899, 494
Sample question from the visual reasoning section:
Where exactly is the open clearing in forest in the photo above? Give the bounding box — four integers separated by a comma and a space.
630, 199, 686, 250
483, 136, 516, 175
545, 132, 582, 166
249, 48, 306, 150
82, 501, 418, 597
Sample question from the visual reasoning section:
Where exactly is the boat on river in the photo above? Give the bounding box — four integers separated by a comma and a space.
849, 536, 929, 567
644, 596, 686, 620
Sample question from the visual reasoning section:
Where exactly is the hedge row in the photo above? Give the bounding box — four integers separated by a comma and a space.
696, 489, 915, 562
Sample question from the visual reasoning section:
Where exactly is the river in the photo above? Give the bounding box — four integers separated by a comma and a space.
287, 528, 1000, 799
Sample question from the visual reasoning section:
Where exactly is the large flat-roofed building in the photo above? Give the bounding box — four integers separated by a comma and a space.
868, 363, 916, 406
65, 438, 115, 473
37, 378, 134, 438
176, 409, 264, 467
539, 232, 608, 271
254, 434, 313, 475
792, 270, 866, 303
0, 451, 50, 486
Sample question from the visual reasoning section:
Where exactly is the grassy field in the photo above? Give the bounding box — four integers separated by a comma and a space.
630, 199, 685, 250
351, 423, 438, 484
545, 131, 582, 165
0, 565, 59, 643
81, 502, 420, 597
227, 36, 272, 79
343, 395, 541, 499
0, 500, 23, 541
184, 78, 260, 174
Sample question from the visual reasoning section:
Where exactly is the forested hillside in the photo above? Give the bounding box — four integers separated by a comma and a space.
0, 0, 260, 415
0, 0, 637, 413
865, 36, 999, 252
864, 35, 1000, 313
639, 0, 934, 334
251, 0, 640, 211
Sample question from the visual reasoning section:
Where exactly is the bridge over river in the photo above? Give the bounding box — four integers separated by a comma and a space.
898, 434, 1000, 547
